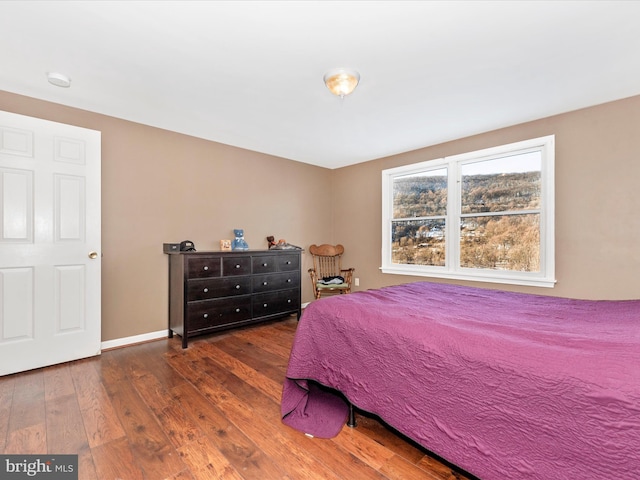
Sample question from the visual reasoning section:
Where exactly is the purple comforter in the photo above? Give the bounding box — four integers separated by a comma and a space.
281, 282, 640, 479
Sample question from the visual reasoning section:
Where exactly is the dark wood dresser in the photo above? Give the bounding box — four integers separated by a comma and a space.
167, 249, 301, 348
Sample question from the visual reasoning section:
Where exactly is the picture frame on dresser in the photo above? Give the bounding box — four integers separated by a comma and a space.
165, 248, 302, 348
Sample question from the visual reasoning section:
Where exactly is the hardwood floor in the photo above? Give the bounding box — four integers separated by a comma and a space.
0, 317, 473, 479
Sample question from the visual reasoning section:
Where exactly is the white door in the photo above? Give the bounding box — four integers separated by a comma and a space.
0, 110, 101, 376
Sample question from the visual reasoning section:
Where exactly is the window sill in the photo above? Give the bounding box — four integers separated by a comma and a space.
380, 266, 556, 289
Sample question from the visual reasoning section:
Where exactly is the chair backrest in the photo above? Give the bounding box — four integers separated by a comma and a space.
309, 244, 344, 279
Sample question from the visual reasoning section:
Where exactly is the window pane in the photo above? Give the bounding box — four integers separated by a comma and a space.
461, 152, 541, 214
392, 219, 445, 266
393, 168, 447, 218
460, 214, 540, 272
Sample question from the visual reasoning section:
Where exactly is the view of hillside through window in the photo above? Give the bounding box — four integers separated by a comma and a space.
392, 168, 448, 266
392, 153, 541, 272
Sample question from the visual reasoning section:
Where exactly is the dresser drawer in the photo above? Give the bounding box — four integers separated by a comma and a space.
252, 271, 300, 293
186, 297, 251, 331
252, 289, 300, 317
252, 255, 278, 274
187, 276, 251, 301
277, 254, 300, 271
222, 256, 252, 276
187, 256, 221, 279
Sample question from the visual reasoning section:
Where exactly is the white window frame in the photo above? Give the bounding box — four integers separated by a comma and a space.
381, 135, 555, 288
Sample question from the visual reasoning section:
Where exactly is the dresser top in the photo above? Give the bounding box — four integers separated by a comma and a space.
165, 249, 303, 255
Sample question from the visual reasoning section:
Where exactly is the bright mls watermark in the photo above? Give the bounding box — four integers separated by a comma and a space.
1, 455, 78, 479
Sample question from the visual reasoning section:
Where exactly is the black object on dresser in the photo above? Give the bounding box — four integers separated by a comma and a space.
166, 249, 302, 348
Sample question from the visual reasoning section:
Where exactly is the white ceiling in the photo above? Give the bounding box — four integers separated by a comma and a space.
1, 1, 640, 169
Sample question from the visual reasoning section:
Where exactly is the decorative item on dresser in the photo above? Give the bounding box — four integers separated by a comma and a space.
166, 249, 302, 348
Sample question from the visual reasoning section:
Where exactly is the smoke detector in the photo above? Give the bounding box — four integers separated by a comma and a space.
47, 72, 71, 88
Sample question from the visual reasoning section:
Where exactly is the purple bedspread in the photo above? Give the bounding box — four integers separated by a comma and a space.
281, 282, 640, 479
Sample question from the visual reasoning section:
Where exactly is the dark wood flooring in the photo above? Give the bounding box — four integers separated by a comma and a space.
0, 317, 472, 479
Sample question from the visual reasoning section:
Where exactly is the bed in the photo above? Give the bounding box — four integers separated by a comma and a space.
280, 281, 640, 479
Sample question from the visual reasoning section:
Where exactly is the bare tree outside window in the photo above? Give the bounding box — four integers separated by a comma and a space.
459, 153, 541, 272
392, 168, 446, 266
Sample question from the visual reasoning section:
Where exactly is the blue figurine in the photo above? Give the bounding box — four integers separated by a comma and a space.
232, 229, 249, 250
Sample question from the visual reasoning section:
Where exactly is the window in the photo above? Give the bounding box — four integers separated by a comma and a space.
381, 135, 555, 287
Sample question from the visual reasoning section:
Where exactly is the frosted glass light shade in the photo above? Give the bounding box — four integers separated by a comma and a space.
323, 69, 360, 97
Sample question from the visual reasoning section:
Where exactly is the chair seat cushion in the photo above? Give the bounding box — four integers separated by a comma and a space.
316, 282, 349, 289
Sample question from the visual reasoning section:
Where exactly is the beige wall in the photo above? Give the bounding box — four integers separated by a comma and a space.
0, 91, 334, 341
2, 90, 639, 342
335, 94, 640, 300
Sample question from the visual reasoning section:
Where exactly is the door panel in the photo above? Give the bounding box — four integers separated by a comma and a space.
0, 267, 34, 341
0, 111, 101, 376
55, 264, 86, 332
56, 174, 85, 241
2, 168, 33, 241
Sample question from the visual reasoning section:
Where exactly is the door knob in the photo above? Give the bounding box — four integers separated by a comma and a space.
88, 251, 98, 259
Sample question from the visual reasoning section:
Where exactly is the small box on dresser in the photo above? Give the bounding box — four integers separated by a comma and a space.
166, 249, 301, 348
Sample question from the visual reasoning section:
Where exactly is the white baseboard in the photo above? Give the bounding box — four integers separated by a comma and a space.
101, 329, 167, 351
101, 306, 310, 351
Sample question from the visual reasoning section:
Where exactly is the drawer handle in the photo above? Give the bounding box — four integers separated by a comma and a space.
203, 266, 209, 271
286, 261, 291, 265
263, 281, 268, 286
235, 264, 241, 269
287, 299, 292, 303
203, 288, 209, 293
203, 313, 209, 319
286, 279, 291, 283
263, 303, 268, 308
235, 284, 241, 289
262, 262, 268, 267
235, 308, 241, 313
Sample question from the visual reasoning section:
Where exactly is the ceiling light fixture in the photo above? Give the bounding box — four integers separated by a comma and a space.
323, 68, 360, 98
47, 72, 71, 88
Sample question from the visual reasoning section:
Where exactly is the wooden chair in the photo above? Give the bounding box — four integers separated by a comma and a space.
308, 244, 355, 299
